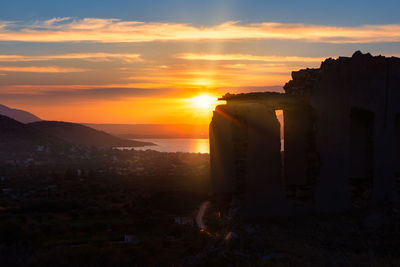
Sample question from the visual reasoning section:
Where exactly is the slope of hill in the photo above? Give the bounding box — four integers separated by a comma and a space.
0, 104, 41, 123
29, 121, 155, 148
0, 115, 59, 151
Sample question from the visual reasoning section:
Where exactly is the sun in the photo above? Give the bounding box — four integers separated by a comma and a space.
188, 93, 219, 111
184, 93, 220, 123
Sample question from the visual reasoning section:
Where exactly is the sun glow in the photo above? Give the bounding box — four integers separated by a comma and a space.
189, 93, 218, 110
192, 79, 214, 87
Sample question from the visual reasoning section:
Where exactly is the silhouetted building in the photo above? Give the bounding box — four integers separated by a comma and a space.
210, 51, 400, 217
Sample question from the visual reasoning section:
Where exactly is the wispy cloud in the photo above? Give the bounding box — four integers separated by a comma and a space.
176, 53, 327, 62
0, 18, 400, 43
40, 17, 72, 27
0, 53, 142, 62
0, 87, 173, 104
0, 66, 86, 73
0, 82, 173, 95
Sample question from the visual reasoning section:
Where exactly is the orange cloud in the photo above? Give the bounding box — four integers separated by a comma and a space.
0, 53, 142, 62
0, 66, 86, 73
0, 18, 400, 43
176, 53, 327, 63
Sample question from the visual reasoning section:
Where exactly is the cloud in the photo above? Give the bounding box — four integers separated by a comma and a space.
176, 53, 326, 63
0, 18, 400, 43
0, 66, 86, 73
0, 53, 141, 63
0, 86, 172, 104
40, 17, 72, 27
217, 85, 284, 94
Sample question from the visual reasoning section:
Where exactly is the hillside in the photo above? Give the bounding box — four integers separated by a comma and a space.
0, 115, 59, 151
0, 104, 41, 123
29, 121, 154, 148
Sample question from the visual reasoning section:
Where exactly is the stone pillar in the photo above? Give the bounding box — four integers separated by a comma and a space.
372, 112, 397, 203
314, 112, 351, 213
209, 105, 236, 195
283, 105, 317, 214
396, 113, 400, 202
243, 103, 288, 217
284, 105, 316, 186
372, 59, 400, 203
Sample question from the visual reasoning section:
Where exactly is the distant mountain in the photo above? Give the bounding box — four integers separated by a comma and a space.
0, 115, 60, 151
29, 121, 155, 148
0, 104, 41, 123
85, 123, 209, 139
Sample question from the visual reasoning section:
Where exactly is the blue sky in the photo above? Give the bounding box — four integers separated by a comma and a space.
1, 0, 400, 26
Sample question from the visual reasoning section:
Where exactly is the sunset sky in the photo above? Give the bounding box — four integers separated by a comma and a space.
1, 0, 400, 124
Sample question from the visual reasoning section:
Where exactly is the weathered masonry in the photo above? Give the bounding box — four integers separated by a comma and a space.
209, 51, 400, 217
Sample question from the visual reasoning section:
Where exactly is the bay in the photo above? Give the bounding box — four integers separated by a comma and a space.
125, 138, 210, 153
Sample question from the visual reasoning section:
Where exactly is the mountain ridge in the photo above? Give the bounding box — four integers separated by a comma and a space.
0, 115, 61, 151
29, 120, 154, 148
0, 104, 41, 123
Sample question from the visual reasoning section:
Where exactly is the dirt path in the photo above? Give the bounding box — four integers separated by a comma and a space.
195, 201, 210, 229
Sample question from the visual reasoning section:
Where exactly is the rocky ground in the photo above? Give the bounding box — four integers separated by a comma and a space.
183, 201, 400, 266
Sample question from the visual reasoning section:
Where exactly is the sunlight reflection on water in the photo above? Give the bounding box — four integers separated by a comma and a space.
130, 138, 209, 153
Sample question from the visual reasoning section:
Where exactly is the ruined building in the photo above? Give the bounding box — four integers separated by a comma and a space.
209, 51, 400, 217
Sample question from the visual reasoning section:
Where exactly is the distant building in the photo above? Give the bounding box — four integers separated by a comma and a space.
210, 51, 400, 217
174, 217, 194, 226
2, 188, 11, 196
45, 185, 57, 190
124, 235, 140, 244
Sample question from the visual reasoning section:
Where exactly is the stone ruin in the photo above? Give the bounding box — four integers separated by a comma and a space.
209, 51, 400, 218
